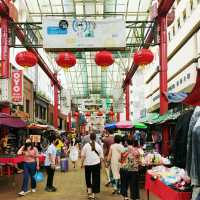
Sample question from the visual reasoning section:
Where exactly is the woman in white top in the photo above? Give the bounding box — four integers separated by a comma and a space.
81, 133, 104, 200
107, 135, 124, 194
69, 138, 79, 168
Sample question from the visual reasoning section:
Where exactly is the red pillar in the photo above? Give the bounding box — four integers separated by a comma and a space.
1, 17, 10, 78
53, 74, 59, 129
125, 84, 130, 121
159, 16, 169, 157
68, 112, 71, 130
117, 113, 120, 122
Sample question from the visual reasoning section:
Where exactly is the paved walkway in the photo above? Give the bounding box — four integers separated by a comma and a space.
0, 163, 158, 200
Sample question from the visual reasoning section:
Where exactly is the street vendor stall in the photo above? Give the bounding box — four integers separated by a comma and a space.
145, 166, 192, 200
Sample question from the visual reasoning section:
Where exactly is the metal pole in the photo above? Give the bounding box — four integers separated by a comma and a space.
159, 16, 169, 157
1, 17, 10, 78
125, 84, 130, 121
68, 112, 71, 130
53, 73, 58, 129
117, 113, 120, 122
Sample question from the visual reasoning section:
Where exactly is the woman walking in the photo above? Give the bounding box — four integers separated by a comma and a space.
17, 138, 39, 196
120, 139, 142, 200
81, 133, 104, 200
107, 135, 124, 194
69, 138, 79, 168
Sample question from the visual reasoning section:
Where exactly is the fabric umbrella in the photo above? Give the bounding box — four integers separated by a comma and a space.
104, 123, 116, 129
133, 122, 147, 129
116, 121, 133, 129
0, 113, 26, 128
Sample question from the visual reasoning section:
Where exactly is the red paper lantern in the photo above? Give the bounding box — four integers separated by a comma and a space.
97, 111, 103, 116
85, 112, 91, 117
15, 51, 38, 68
74, 112, 79, 117
95, 51, 114, 69
108, 111, 114, 116
133, 49, 154, 66
56, 52, 76, 69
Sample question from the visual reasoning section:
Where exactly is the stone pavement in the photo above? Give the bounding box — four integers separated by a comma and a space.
0, 163, 159, 200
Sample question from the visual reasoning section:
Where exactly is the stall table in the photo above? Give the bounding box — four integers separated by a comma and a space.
145, 173, 191, 200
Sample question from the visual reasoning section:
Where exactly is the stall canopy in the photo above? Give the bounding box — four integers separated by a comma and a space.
104, 123, 116, 129
0, 113, 26, 128
26, 123, 48, 130
133, 122, 147, 129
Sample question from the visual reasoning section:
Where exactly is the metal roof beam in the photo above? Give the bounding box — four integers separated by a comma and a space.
122, 0, 175, 89
0, 0, 61, 89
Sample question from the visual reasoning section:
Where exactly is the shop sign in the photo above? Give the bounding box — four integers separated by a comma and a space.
42, 17, 126, 50
0, 78, 11, 102
11, 70, 23, 105
30, 135, 41, 143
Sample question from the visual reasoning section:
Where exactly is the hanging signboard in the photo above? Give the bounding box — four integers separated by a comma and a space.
11, 70, 23, 105
0, 78, 11, 102
42, 17, 126, 51
60, 89, 71, 115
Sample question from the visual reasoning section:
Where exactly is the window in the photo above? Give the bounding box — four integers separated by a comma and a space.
184, 76, 186, 81
183, 9, 186, 21
190, 0, 193, 10
168, 32, 171, 41
177, 18, 181, 28
180, 78, 183, 84
187, 73, 191, 79
26, 99, 30, 114
35, 104, 38, 118
177, 81, 179, 86
177, 0, 180, 5
172, 26, 175, 36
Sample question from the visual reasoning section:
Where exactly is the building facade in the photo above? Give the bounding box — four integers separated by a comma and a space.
145, 0, 200, 113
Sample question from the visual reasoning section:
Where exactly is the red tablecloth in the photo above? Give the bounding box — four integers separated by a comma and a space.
0, 155, 45, 165
145, 173, 191, 200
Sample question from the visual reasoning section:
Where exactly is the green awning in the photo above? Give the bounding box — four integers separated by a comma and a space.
133, 122, 148, 129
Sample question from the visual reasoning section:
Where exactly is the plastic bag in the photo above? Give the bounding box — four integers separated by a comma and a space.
34, 171, 44, 183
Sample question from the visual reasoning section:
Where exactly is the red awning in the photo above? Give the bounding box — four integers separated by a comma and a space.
183, 69, 200, 106
0, 113, 26, 128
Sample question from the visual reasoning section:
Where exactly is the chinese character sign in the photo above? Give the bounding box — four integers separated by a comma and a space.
12, 70, 23, 105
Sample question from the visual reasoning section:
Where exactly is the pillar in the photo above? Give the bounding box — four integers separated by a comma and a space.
68, 112, 71, 130
53, 74, 58, 129
125, 84, 130, 121
1, 17, 10, 78
159, 16, 169, 157
117, 113, 120, 122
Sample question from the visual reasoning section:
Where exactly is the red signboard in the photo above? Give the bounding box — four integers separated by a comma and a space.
12, 70, 23, 104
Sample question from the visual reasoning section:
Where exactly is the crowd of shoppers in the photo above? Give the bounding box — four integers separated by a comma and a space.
17, 130, 144, 200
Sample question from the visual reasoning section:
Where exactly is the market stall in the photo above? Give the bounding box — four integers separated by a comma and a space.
145, 166, 192, 200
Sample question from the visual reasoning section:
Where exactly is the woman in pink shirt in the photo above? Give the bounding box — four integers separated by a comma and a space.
17, 138, 39, 196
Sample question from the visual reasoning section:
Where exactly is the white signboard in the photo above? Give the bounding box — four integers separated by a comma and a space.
0, 78, 11, 102
60, 89, 71, 115
42, 17, 126, 50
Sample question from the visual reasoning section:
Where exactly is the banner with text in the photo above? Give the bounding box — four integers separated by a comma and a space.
42, 17, 126, 50
12, 70, 23, 105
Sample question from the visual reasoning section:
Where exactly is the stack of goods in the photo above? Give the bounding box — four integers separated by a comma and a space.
145, 152, 171, 166
148, 166, 192, 192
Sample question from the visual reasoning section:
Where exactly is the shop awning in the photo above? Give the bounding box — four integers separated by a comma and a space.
133, 122, 148, 129
116, 121, 133, 129
182, 69, 200, 106
0, 113, 26, 128
104, 123, 116, 129
26, 123, 48, 130
166, 70, 200, 106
